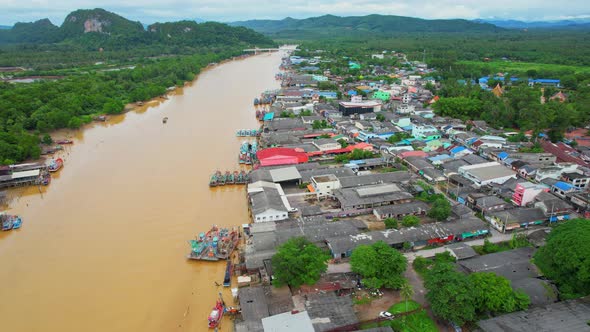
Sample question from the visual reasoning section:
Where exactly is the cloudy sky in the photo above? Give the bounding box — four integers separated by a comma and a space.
1, 0, 589, 25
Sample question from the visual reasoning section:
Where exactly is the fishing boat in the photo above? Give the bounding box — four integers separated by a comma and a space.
162, 117, 168, 124
48, 158, 63, 172
207, 294, 225, 329
227, 171, 235, 184
209, 173, 218, 187
219, 172, 227, 185
188, 226, 239, 261
253, 98, 260, 105
232, 171, 239, 184
1, 213, 22, 231
223, 260, 231, 287
56, 139, 73, 145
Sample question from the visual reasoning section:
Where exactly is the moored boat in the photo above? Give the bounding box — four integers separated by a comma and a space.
207, 294, 225, 329
48, 158, 63, 172
223, 260, 231, 287
1, 213, 22, 231
56, 139, 73, 145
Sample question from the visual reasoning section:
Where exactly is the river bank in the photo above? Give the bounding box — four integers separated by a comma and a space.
0, 51, 283, 332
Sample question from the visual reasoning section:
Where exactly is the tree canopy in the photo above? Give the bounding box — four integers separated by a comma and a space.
423, 260, 530, 324
534, 219, 590, 299
271, 237, 330, 288
428, 197, 451, 221
424, 262, 477, 325
469, 272, 530, 314
350, 241, 407, 289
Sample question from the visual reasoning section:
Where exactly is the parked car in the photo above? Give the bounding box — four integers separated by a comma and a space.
379, 311, 394, 319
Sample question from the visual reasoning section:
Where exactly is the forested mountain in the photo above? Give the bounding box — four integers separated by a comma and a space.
474, 18, 590, 29
230, 14, 503, 38
0, 8, 275, 48
60, 8, 144, 38
0, 19, 62, 44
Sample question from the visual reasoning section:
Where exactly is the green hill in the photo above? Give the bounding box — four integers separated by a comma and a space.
0, 19, 61, 43
147, 21, 274, 47
230, 14, 503, 38
60, 8, 144, 38
0, 8, 275, 49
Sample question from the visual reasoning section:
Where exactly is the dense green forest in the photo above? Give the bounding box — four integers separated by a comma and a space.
296, 30, 590, 67
231, 14, 502, 35
0, 8, 275, 164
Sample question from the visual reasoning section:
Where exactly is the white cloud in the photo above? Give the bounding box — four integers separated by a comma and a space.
0, 0, 588, 25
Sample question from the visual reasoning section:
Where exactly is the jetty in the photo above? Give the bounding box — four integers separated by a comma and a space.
0, 163, 50, 189
187, 225, 240, 261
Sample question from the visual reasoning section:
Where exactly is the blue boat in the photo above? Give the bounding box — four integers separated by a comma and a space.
1, 213, 22, 231
223, 260, 231, 287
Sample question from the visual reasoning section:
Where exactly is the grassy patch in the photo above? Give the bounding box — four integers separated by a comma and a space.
353, 296, 374, 305
389, 310, 438, 332
458, 60, 590, 75
389, 300, 421, 314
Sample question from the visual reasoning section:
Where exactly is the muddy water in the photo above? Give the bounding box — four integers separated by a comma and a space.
0, 52, 282, 332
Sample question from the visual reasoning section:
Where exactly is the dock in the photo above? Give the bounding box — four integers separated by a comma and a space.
187, 226, 240, 261
0, 163, 50, 189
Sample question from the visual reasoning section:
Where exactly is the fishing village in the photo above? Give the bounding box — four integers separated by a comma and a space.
186, 43, 590, 332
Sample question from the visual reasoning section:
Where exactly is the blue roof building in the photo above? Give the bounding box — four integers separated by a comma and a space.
497, 151, 509, 160
263, 112, 275, 121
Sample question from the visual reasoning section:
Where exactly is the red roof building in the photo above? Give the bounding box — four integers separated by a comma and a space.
540, 140, 590, 167
257, 147, 309, 167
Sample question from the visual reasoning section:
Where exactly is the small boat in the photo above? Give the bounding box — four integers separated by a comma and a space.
223, 260, 231, 287
48, 158, 63, 172
56, 140, 73, 145
209, 173, 218, 187
208, 294, 225, 329
94, 115, 107, 122
137, 101, 144, 106
162, 117, 168, 124
1, 213, 22, 231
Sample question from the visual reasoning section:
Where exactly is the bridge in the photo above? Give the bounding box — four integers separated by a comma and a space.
243, 48, 280, 54
243, 45, 299, 54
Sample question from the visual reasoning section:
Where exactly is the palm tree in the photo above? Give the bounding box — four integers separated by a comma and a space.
400, 281, 414, 321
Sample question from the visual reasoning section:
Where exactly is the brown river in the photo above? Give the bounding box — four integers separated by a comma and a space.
0, 51, 283, 332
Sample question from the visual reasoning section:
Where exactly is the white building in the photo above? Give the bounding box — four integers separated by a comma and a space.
248, 181, 295, 222
397, 103, 415, 114
310, 174, 341, 198
312, 138, 341, 152
535, 163, 579, 182
458, 162, 517, 187
412, 125, 440, 139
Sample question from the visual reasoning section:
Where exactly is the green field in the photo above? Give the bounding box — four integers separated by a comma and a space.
458, 60, 590, 75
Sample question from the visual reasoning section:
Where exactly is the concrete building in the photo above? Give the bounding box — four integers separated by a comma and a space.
411, 125, 440, 140
551, 181, 578, 199
535, 163, 579, 181
310, 174, 341, 198
512, 182, 548, 207
478, 296, 590, 332
561, 171, 590, 189
458, 162, 517, 187
332, 183, 413, 210
485, 208, 546, 232
248, 182, 294, 222
261, 311, 314, 332
312, 138, 341, 152
338, 100, 382, 116
373, 201, 429, 220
